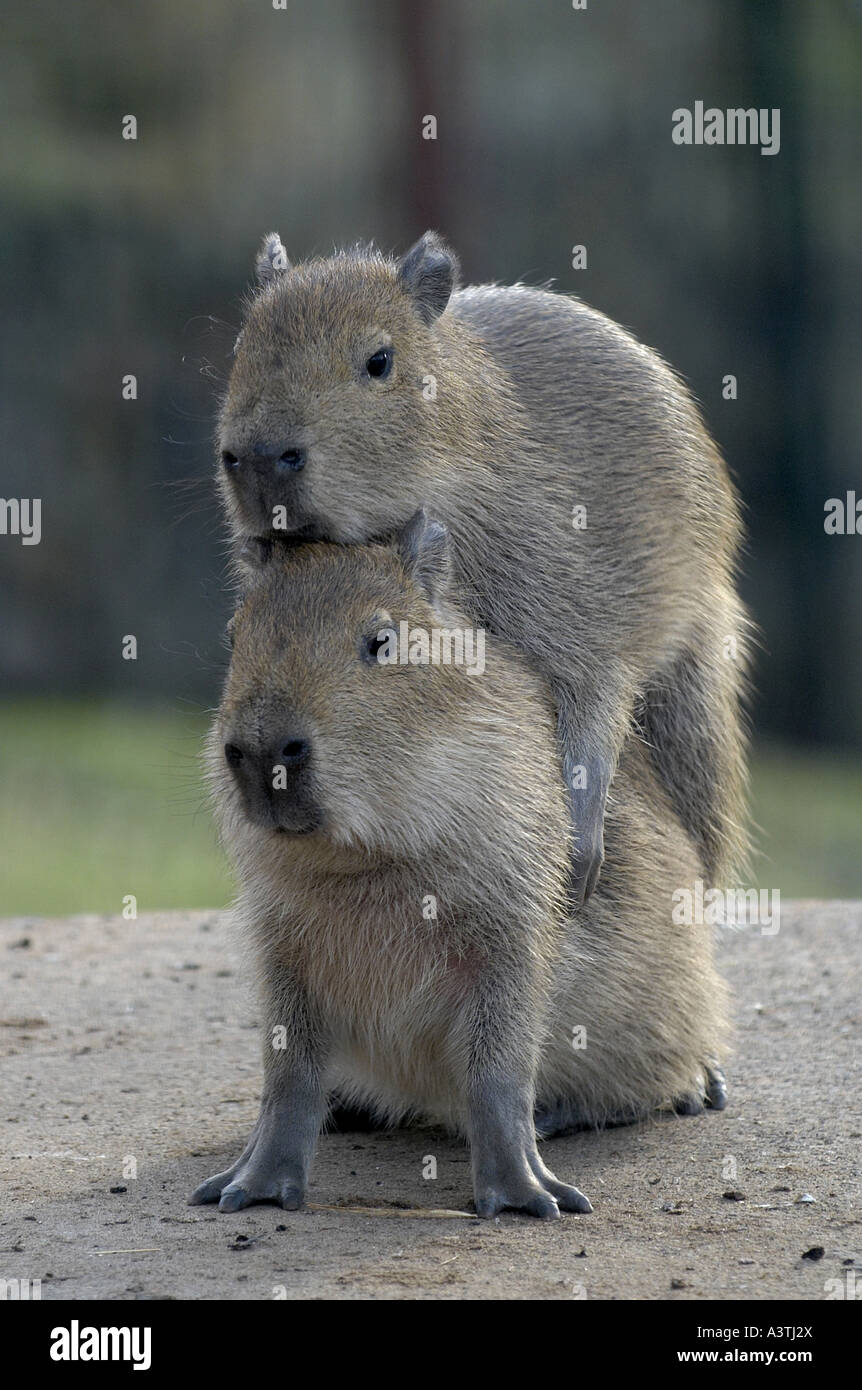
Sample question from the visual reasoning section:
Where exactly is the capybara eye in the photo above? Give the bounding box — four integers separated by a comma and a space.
221, 450, 240, 471
224, 743, 244, 767
366, 348, 393, 380
362, 633, 389, 664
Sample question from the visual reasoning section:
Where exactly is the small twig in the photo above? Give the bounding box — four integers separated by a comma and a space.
94, 1248, 162, 1256
307, 1203, 476, 1220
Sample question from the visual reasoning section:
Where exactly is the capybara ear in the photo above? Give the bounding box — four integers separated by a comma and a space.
394, 508, 450, 604
255, 232, 290, 287
397, 232, 459, 324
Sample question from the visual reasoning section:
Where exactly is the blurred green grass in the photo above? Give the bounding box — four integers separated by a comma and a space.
748, 740, 862, 899
1, 701, 860, 916
0, 700, 231, 917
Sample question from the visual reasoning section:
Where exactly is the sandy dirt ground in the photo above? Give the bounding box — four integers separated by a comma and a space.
0, 902, 859, 1301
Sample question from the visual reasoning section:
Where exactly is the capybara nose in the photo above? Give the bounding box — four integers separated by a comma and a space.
274, 737, 311, 769
224, 741, 245, 768
273, 448, 306, 474
224, 738, 310, 777
220, 447, 306, 475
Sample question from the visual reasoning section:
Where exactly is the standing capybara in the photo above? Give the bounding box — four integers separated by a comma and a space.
190, 514, 727, 1220
215, 231, 750, 904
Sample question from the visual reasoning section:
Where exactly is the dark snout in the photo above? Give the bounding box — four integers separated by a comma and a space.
222, 729, 323, 835
221, 442, 320, 538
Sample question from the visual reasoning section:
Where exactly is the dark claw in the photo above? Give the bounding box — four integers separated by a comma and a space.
565, 753, 608, 909
550, 1184, 592, 1214
475, 1187, 561, 1221
528, 1151, 593, 1213
567, 851, 603, 912
218, 1184, 252, 1213
189, 1174, 233, 1206
522, 1192, 561, 1221
582, 852, 603, 903
567, 835, 604, 911
673, 1065, 729, 1117
706, 1065, 729, 1110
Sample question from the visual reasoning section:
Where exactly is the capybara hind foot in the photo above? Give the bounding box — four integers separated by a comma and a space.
535, 1098, 647, 1137
705, 1064, 729, 1109
673, 1092, 705, 1116
673, 1064, 729, 1116
534, 1099, 590, 1139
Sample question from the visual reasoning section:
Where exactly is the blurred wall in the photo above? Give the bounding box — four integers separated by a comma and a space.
1, 0, 861, 749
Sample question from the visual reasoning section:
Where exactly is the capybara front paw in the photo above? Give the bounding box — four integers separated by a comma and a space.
190, 1157, 306, 1213
473, 1151, 592, 1220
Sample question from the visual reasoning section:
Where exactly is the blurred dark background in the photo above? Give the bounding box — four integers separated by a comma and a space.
1, 0, 861, 912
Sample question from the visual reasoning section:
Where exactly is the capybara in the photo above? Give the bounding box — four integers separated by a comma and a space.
190, 515, 728, 1220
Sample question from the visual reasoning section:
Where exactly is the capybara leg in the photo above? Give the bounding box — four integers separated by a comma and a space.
554, 722, 611, 910
190, 967, 327, 1212
555, 671, 633, 908
469, 1077, 592, 1219
189, 1073, 324, 1212
640, 614, 749, 886
564, 754, 609, 909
